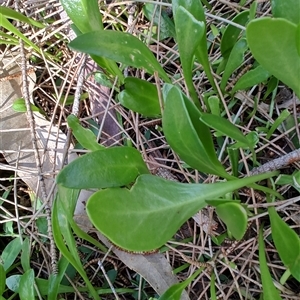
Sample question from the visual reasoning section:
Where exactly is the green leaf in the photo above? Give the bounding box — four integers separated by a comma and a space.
162, 85, 229, 178
0, 6, 44, 28
1, 237, 22, 271
271, 0, 300, 25
143, 4, 176, 40
52, 191, 100, 300
61, 0, 123, 79
221, 10, 249, 58
247, 18, 300, 98
215, 202, 248, 240
87, 171, 277, 252
0, 16, 41, 54
67, 115, 103, 151
158, 268, 202, 300
258, 227, 282, 300
56, 147, 149, 189
220, 38, 248, 91
173, 0, 217, 91
69, 30, 170, 83
0, 264, 5, 296
19, 269, 35, 300
21, 238, 31, 272
174, 6, 205, 108
12, 98, 43, 114
60, 0, 103, 32
119, 77, 161, 117
232, 65, 270, 93
200, 113, 250, 147
268, 206, 300, 281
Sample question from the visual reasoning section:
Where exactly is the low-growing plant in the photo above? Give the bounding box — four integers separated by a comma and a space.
54, 0, 300, 298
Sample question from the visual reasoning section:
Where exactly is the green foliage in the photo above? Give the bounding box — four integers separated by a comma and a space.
69, 30, 170, 83
258, 227, 282, 300
119, 77, 161, 117
246, 18, 300, 98
54, 0, 300, 295
86, 172, 276, 252
57, 146, 149, 189
162, 85, 229, 178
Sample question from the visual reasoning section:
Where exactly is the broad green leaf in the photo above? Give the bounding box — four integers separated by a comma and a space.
119, 77, 161, 117
158, 268, 202, 300
57, 147, 149, 189
258, 227, 282, 300
174, 6, 205, 108
268, 206, 300, 281
220, 38, 248, 91
162, 85, 229, 178
52, 191, 100, 300
271, 0, 300, 25
247, 18, 300, 98
0, 6, 44, 28
0, 16, 40, 54
173, 0, 217, 91
143, 4, 176, 40
207, 96, 220, 115
61, 0, 123, 79
60, 0, 103, 32
232, 65, 270, 93
12, 98, 42, 114
67, 115, 103, 151
19, 269, 35, 300
221, 10, 249, 58
87, 171, 277, 251
0, 264, 5, 296
1, 237, 22, 271
215, 202, 248, 240
69, 30, 170, 83
21, 238, 30, 272
200, 113, 250, 146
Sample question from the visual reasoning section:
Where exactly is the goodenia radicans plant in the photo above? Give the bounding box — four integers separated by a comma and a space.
57, 0, 300, 287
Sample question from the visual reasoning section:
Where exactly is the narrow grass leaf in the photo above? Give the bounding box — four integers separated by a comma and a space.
52, 194, 101, 300
0, 6, 44, 28
258, 227, 282, 300
21, 238, 30, 272
174, 6, 204, 107
119, 77, 161, 117
87, 172, 277, 251
67, 115, 103, 151
158, 268, 202, 300
69, 30, 170, 83
215, 202, 248, 240
247, 18, 300, 98
200, 113, 249, 147
220, 38, 248, 91
56, 147, 149, 189
271, 0, 300, 25
221, 10, 249, 58
162, 85, 229, 178
0, 16, 40, 54
232, 65, 270, 93
1, 237, 22, 271
19, 269, 35, 300
268, 206, 300, 281
266, 109, 290, 139
0, 264, 5, 296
